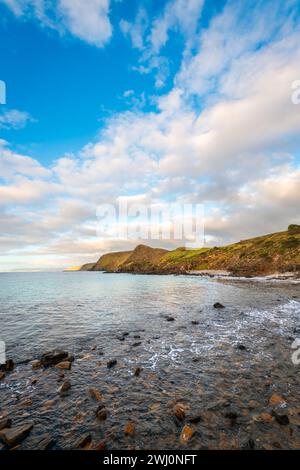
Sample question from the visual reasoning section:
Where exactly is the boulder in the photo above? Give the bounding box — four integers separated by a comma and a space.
41, 350, 69, 367
0, 423, 33, 447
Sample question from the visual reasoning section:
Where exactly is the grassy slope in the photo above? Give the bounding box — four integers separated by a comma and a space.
79, 226, 300, 276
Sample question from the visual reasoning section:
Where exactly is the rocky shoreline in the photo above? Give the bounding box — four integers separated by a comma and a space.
1, 295, 300, 450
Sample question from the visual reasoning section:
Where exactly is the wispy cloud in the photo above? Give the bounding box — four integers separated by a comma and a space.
0, 109, 36, 130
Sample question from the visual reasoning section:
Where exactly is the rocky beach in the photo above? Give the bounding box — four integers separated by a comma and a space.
0, 272, 300, 450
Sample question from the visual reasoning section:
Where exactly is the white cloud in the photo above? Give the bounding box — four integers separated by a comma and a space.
0, 109, 36, 130
1, 0, 112, 46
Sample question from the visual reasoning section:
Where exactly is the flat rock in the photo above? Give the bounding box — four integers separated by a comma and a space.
0, 423, 33, 447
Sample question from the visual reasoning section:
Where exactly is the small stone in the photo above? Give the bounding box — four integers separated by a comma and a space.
89, 387, 102, 401
18, 398, 32, 408
166, 316, 175, 322
0, 418, 11, 431
133, 335, 141, 339
132, 342, 142, 347
107, 359, 117, 369
269, 394, 286, 406
31, 378, 37, 385
272, 411, 290, 425
213, 302, 225, 309
180, 424, 194, 444
134, 367, 142, 377
0, 372, 5, 380
31, 360, 42, 370
55, 361, 72, 370
236, 344, 247, 351
96, 407, 108, 421
124, 422, 135, 436
174, 403, 186, 421
58, 380, 71, 394
191, 320, 199, 325
260, 412, 273, 423
0, 423, 33, 447
75, 433, 92, 449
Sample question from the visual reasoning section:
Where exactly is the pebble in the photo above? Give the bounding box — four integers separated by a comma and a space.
124, 422, 135, 436
173, 403, 186, 421
180, 425, 194, 444
89, 387, 102, 401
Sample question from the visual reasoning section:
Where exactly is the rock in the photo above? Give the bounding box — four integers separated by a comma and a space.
55, 361, 72, 370
67, 354, 75, 363
124, 422, 135, 436
89, 387, 102, 401
75, 433, 92, 449
132, 342, 142, 347
107, 359, 117, 369
188, 414, 202, 424
0, 372, 5, 380
173, 403, 186, 421
213, 302, 225, 309
35, 435, 56, 450
236, 344, 247, 351
95, 406, 108, 421
31, 378, 37, 385
180, 425, 194, 444
0, 418, 11, 431
41, 350, 69, 367
31, 360, 42, 370
133, 335, 141, 339
0, 359, 14, 372
0, 423, 33, 447
224, 411, 238, 425
269, 394, 286, 406
134, 367, 142, 377
58, 380, 71, 394
260, 412, 273, 423
272, 411, 290, 425
166, 316, 175, 322
18, 398, 32, 408
191, 320, 199, 325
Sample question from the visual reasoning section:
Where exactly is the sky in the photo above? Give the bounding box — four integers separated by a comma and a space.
1, 0, 300, 271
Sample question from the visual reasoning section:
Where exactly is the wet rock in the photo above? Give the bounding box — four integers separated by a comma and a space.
134, 335, 141, 339
166, 316, 175, 322
269, 394, 286, 406
32, 434, 56, 450
41, 350, 69, 367
272, 411, 290, 425
191, 320, 199, 325
224, 411, 238, 426
31, 360, 42, 370
188, 414, 202, 424
122, 332, 129, 337
213, 302, 225, 309
134, 367, 142, 377
132, 342, 142, 347
67, 354, 75, 363
124, 422, 135, 436
180, 424, 194, 444
58, 380, 71, 394
173, 403, 186, 421
260, 412, 273, 423
95, 405, 108, 421
0, 423, 33, 447
0, 359, 14, 372
94, 440, 106, 450
89, 387, 102, 401
107, 359, 117, 369
0, 372, 5, 380
75, 433, 92, 449
55, 361, 72, 370
0, 418, 11, 431
18, 398, 33, 408
31, 378, 37, 385
236, 344, 247, 351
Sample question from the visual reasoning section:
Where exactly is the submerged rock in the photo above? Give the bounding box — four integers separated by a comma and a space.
124, 422, 135, 436
58, 380, 71, 394
0, 359, 14, 372
89, 387, 102, 401
107, 359, 117, 369
75, 433, 92, 449
0, 372, 5, 380
0, 423, 33, 447
31, 360, 42, 370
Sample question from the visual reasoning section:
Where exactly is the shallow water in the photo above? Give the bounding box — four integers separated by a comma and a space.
0, 272, 300, 449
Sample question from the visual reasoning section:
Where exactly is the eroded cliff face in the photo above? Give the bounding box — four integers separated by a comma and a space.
76, 226, 300, 277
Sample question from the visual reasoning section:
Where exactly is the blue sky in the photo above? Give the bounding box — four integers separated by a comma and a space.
1, 0, 300, 271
